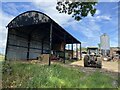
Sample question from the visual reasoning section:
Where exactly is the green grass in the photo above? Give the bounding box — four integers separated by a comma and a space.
2, 61, 118, 88
0, 54, 4, 81
0, 54, 4, 61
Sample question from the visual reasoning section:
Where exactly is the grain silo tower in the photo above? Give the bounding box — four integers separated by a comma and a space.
100, 33, 110, 56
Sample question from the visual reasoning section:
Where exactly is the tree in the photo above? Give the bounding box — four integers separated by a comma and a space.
98, 43, 101, 49
56, 1, 97, 21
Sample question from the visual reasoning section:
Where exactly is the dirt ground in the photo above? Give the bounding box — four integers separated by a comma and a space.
70, 60, 119, 73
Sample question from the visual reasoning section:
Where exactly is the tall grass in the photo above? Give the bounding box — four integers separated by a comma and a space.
2, 61, 118, 88
0, 55, 4, 61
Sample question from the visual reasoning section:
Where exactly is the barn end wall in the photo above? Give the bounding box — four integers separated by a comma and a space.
6, 29, 28, 60
6, 28, 49, 60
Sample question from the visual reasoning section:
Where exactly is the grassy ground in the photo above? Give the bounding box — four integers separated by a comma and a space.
2, 61, 118, 88
0, 54, 4, 74
0, 55, 4, 61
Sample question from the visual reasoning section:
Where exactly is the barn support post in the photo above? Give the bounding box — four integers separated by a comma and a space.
76, 43, 78, 60
27, 34, 31, 60
80, 43, 82, 60
41, 40, 44, 54
5, 28, 9, 60
72, 39, 73, 59
63, 34, 66, 64
76, 44, 77, 58
49, 22, 53, 66
68, 44, 70, 50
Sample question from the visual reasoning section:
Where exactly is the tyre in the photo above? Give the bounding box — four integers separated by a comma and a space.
84, 55, 89, 67
97, 57, 102, 68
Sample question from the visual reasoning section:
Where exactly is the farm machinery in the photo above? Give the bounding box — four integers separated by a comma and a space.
84, 47, 102, 68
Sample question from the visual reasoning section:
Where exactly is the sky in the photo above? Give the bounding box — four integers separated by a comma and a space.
0, 0, 119, 54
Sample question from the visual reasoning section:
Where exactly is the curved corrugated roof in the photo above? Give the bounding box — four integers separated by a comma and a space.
7, 10, 52, 28
7, 10, 81, 44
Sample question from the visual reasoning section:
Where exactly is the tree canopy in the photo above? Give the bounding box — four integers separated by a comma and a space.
56, 1, 97, 21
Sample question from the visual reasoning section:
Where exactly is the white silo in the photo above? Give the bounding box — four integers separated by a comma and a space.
100, 33, 110, 56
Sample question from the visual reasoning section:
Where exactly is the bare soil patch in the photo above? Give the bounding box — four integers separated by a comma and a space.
70, 60, 119, 73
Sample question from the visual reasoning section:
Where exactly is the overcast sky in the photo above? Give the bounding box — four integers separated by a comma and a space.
0, 0, 119, 54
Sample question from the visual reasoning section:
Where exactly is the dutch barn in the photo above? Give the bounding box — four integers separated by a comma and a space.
5, 11, 81, 64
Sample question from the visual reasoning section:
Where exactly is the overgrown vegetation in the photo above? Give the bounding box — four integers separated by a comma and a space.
0, 54, 4, 61
2, 61, 118, 88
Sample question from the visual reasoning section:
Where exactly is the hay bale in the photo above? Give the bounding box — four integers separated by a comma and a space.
38, 54, 50, 64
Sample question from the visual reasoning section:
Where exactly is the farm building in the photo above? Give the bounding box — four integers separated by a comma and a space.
5, 11, 81, 65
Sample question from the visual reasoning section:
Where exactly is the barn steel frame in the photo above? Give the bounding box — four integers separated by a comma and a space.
5, 11, 81, 65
